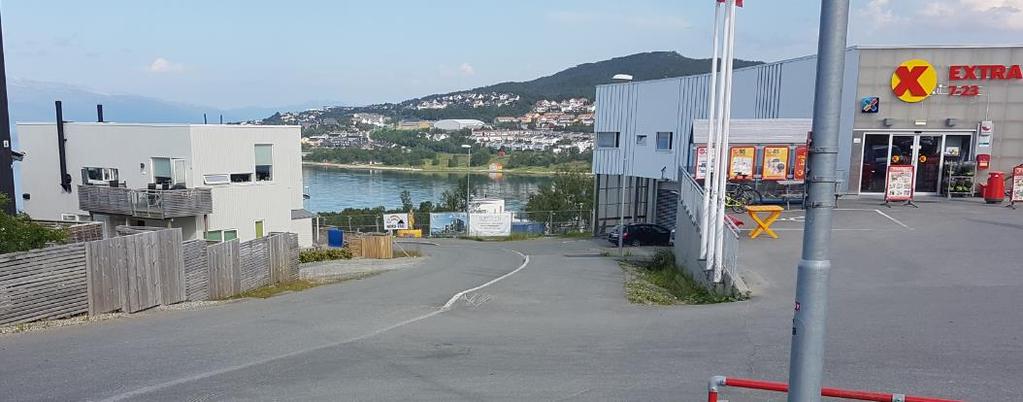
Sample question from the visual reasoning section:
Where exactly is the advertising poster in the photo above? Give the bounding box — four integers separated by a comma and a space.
429, 212, 467, 236
728, 146, 756, 179
694, 146, 708, 179
794, 146, 808, 181
885, 165, 915, 202
761, 146, 790, 180
468, 213, 513, 237
1012, 166, 1023, 203
382, 213, 409, 231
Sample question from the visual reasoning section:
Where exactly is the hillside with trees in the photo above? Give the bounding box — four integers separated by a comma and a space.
257, 51, 763, 127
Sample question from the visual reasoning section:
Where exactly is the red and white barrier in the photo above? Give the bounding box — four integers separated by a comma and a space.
707, 376, 962, 402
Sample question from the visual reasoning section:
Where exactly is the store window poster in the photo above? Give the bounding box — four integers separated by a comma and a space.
762, 146, 790, 180
729, 146, 756, 179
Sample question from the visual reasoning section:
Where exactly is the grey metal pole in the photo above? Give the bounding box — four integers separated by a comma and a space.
787, 1, 850, 401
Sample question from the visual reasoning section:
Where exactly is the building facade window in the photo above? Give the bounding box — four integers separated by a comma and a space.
152, 158, 187, 186
82, 167, 118, 185
203, 174, 230, 185
230, 173, 253, 183
656, 132, 673, 150
255, 144, 273, 181
596, 132, 619, 148
205, 229, 238, 242
636, 135, 647, 146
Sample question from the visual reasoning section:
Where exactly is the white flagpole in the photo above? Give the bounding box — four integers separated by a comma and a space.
708, 0, 733, 273
713, 0, 738, 282
700, 1, 723, 261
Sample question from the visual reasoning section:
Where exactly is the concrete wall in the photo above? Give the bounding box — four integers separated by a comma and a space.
16, 123, 192, 220
848, 47, 1023, 192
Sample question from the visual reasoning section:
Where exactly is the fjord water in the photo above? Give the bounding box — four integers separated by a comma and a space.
302, 165, 551, 213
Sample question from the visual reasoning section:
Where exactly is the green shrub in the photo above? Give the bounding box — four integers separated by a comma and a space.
299, 247, 353, 263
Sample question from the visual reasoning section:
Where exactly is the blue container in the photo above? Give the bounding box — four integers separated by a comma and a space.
327, 228, 344, 248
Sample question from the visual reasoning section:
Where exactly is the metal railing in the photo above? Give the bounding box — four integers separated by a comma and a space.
316, 209, 593, 240
707, 375, 962, 402
78, 185, 213, 219
679, 168, 741, 283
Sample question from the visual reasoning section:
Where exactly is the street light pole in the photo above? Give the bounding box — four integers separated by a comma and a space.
461, 144, 472, 225
787, 1, 850, 401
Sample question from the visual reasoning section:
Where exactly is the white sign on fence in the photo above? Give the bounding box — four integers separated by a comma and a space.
468, 213, 513, 237
382, 213, 409, 231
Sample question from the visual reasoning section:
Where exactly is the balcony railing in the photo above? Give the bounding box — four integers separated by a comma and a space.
78, 185, 213, 219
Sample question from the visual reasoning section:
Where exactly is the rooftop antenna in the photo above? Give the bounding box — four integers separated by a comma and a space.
203, 113, 208, 124
97, 104, 104, 122
219, 114, 223, 124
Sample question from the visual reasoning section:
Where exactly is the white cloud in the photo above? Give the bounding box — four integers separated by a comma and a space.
147, 57, 184, 73
859, 0, 1023, 30
459, 63, 475, 76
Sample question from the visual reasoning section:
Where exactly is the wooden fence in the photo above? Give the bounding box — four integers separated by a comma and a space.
0, 230, 300, 326
85, 229, 186, 314
183, 240, 209, 301
0, 244, 88, 326
206, 233, 299, 299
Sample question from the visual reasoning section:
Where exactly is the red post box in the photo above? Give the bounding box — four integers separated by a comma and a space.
984, 171, 1006, 203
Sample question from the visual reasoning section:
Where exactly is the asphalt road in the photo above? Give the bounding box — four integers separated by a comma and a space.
1, 198, 1020, 401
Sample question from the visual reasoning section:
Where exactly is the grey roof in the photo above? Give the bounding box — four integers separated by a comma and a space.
291, 208, 317, 220
691, 119, 812, 145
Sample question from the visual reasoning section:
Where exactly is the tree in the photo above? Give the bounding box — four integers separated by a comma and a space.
470, 148, 491, 167
400, 190, 414, 212
525, 170, 593, 225
439, 181, 472, 212
0, 194, 67, 254
417, 201, 434, 213
447, 157, 459, 168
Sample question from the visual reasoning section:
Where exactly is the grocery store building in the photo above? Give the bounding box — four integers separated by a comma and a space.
591, 45, 1023, 234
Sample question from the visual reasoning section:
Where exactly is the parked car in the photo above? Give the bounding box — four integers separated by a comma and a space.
607, 223, 673, 246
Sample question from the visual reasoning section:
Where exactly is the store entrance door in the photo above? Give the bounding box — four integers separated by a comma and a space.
860, 133, 969, 195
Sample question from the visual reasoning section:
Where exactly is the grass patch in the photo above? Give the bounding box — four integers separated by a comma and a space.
622, 250, 743, 305
558, 231, 593, 239
299, 247, 352, 263
227, 280, 321, 299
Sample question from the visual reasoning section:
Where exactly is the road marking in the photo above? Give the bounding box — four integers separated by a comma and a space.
443, 249, 529, 310
874, 209, 912, 230
102, 248, 531, 402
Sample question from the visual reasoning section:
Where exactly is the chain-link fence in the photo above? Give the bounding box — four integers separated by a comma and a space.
316, 209, 593, 242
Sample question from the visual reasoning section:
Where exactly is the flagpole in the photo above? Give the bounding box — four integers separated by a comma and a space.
700, 1, 724, 261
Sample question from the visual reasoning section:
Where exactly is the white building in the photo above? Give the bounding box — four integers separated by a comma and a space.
433, 119, 486, 131
16, 122, 315, 247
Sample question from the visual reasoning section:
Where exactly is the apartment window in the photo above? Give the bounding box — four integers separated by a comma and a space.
230, 173, 253, 183
656, 132, 673, 150
152, 158, 187, 186
205, 229, 238, 242
255, 144, 273, 181
82, 167, 118, 185
203, 174, 230, 185
596, 132, 619, 148
636, 135, 647, 146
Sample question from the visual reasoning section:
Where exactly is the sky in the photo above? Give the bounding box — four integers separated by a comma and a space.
2, 0, 1022, 109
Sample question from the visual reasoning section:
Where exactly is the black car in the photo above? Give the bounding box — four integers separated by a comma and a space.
607, 223, 674, 247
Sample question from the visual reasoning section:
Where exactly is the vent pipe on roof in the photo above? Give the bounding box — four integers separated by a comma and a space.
55, 100, 71, 193
219, 114, 223, 124
203, 113, 208, 124
96, 104, 104, 122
